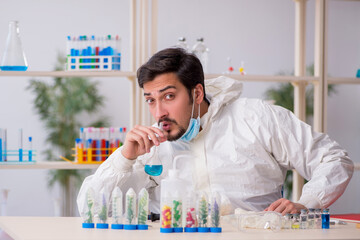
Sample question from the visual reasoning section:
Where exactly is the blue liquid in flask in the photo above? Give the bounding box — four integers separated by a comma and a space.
0, 66, 28, 71
144, 165, 163, 176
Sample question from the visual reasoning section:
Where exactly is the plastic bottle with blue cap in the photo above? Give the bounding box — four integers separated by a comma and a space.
210, 192, 222, 232
124, 188, 137, 230
184, 191, 198, 232
96, 189, 109, 229
197, 191, 210, 232
160, 154, 188, 233
81, 187, 95, 228
137, 188, 149, 230
111, 187, 123, 229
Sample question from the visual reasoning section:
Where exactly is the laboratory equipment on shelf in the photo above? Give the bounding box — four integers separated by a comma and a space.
192, 38, 209, 73
65, 35, 121, 71
0, 128, 35, 164
0, 21, 28, 71
175, 37, 189, 52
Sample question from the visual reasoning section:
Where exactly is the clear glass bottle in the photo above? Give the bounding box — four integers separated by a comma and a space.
300, 209, 308, 229
111, 187, 123, 229
322, 208, 330, 229
308, 208, 315, 229
191, 38, 209, 73
175, 37, 189, 52
315, 208, 322, 228
283, 213, 292, 229
291, 213, 300, 229
0, 21, 28, 71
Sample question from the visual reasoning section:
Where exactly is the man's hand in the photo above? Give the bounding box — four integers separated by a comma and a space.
264, 198, 306, 215
121, 125, 167, 160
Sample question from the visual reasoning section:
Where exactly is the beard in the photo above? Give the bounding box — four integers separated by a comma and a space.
158, 118, 187, 141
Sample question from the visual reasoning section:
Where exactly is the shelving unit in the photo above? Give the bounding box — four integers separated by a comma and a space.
1, 0, 359, 200
0, 162, 100, 170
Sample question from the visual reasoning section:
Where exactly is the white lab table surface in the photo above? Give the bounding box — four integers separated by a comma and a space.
0, 216, 359, 240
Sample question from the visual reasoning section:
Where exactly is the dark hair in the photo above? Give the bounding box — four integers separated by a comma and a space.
137, 48, 208, 103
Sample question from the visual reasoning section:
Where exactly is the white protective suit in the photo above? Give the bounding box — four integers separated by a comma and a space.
77, 76, 354, 215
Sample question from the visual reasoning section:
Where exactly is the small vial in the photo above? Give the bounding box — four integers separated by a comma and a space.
308, 208, 315, 229
111, 187, 123, 229
197, 192, 209, 232
283, 213, 292, 229
137, 188, 149, 230
291, 213, 300, 229
124, 188, 137, 230
322, 208, 330, 229
96, 189, 109, 229
300, 209, 308, 229
315, 208, 322, 228
210, 192, 222, 232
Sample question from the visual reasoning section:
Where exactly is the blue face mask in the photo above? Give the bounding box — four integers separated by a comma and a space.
180, 90, 201, 142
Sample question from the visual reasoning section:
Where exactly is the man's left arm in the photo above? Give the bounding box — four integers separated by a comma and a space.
264, 103, 354, 214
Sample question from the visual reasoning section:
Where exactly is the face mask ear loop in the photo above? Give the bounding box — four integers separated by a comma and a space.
190, 89, 195, 118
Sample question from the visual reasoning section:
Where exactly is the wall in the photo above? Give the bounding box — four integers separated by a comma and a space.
0, 0, 359, 216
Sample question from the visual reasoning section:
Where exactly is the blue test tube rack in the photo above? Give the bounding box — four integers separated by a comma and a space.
0, 149, 36, 164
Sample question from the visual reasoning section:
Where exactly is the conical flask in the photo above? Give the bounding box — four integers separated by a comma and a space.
0, 21, 28, 71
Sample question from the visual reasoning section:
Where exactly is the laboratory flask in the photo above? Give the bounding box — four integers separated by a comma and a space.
144, 146, 163, 176
0, 21, 28, 71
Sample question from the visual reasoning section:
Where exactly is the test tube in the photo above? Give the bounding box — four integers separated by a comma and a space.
81, 187, 95, 228
197, 192, 209, 232
111, 187, 123, 229
172, 191, 183, 232
96, 189, 109, 229
19, 128, 23, 162
75, 138, 83, 163
137, 188, 149, 230
109, 127, 116, 154
28, 137, 33, 162
210, 192, 222, 232
0, 128, 2, 162
124, 188, 137, 230
3, 129, 7, 161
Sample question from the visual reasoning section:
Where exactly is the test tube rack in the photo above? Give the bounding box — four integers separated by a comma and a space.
66, 55, 121, 71
60, 146, 119, 164
0, 149, 36, 164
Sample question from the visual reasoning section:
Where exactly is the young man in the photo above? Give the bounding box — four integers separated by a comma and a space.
77, 48, 354, 215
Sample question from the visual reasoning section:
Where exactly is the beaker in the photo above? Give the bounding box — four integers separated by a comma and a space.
144, 146, 163, 176
0, 21, 28, 71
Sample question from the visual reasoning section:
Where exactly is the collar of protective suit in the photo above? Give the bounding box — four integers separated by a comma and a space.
201, 76, 243, 131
